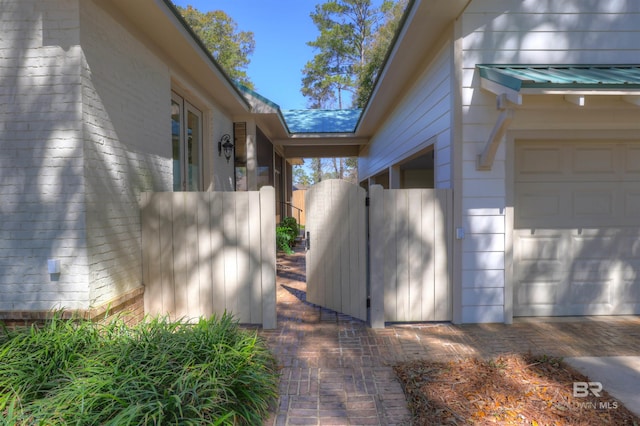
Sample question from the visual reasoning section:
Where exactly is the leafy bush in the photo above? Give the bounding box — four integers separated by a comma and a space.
281, 217, 299, 238
276, 217, 299, 255
0, 313, 278, 425
276, 226, 294, 254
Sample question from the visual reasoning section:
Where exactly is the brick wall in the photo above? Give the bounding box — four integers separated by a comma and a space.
0, 0, 90, 311
0, 0, 172, 315
0, 287, 145, 328
79, 0, 172, 307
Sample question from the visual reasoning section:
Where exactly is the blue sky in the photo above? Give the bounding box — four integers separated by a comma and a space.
172, 0, 321, 110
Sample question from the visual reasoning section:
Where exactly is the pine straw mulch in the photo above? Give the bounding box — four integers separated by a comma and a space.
394, 353, 640, 425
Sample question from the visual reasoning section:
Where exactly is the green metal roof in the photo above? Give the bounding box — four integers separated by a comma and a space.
477, 65, 640, 91
281, 109, 362, 134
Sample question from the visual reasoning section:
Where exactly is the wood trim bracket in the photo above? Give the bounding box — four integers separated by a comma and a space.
477, 94, 515, 170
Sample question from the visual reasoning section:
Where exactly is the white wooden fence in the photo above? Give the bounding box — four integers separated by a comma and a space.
140, 187, 276, 329
369, 185, 452, 327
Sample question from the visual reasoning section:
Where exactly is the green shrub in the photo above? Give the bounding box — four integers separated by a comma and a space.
276, 225, 294, 254
281, 217, 299, 238
0, 313, 278, 425
276, 217, 300, 254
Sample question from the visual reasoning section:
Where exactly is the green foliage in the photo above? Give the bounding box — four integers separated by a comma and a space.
301, 0, 407, 108
282, 217, 300, 238
276, 217, 299, 255
276, 226, 295, 255
354, 0, 408, 107
0, 313, 278, 425
176, 5, 256, 89
302, 0, 375, 108
293, 158, 357, 186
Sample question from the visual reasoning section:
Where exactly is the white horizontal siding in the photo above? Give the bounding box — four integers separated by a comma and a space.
458, 0, 640, 323
462, 270, 504, 289
465, 0, 640, 15
359, 41, 453, 187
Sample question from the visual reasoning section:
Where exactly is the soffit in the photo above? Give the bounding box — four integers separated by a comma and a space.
103, 0, 250, 116
357, 0, 470, 137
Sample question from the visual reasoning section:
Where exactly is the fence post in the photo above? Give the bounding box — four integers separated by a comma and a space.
260, 186, 277, 329
368, 185, 385, 328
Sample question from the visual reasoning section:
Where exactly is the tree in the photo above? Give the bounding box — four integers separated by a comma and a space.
293, 165, 311, 187
354, 0, 408, 107
301, 0, 402, 109
176, 5, 256, 89
292, 158, 357, 187
310, 158, 324, 183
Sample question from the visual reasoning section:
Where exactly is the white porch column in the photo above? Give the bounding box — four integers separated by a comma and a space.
389, 165, 401, 189
245, 118, 258, 191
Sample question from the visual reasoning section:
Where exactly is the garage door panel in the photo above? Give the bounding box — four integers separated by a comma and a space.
572, 146, 616, 174
514, 140, 640, 317
517, 282, 558, 306
568, 260, 614, 281
517, 260, 564, 281
569, 282, 610, 305
620, 280, 640, 303
518, 235, 563, 261
624, 146, 640, 173
624, 190, 640, 218
572, 190, 614, 219
516, 145, 564, 176
572, 234, 618, 258
516, 189, 563, 224
516, 183, 624, 228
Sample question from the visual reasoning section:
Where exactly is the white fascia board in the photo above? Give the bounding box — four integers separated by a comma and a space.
480, 78, 522, 105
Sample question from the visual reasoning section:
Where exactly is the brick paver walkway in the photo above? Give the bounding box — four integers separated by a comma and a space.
262, 248, 640, 425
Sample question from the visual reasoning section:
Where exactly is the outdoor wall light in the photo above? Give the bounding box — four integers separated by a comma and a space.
218, 134, 234, 163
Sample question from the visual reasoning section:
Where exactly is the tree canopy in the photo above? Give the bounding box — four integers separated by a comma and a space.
354, 0, 408, 107
176, 5, 256, 89
301, 0, 406, 109
293, 158, 358, 187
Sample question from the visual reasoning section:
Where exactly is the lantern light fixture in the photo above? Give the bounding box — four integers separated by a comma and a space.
218, 134, 234, 163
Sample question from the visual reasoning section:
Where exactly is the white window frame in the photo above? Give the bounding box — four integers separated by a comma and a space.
171, 91, 203, 191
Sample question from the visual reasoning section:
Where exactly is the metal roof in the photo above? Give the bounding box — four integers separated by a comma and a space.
281, 109, 362, 134
236, 83, 281, 110
235, 84, 362, 134
477, 65, 640, 91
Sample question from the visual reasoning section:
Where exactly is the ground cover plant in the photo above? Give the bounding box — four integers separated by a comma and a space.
395, 353, 640, 425
0, 313, 278, 425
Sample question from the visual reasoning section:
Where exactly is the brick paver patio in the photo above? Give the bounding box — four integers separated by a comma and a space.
262, 248, 640, 425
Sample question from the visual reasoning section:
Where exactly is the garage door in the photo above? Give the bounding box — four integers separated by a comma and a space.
514, 140, 640, 316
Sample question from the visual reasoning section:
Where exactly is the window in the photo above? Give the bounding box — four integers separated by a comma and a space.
171, 92, 202, 191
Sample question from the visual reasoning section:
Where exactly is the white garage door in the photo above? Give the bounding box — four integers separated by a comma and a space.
514, 140, 640, 316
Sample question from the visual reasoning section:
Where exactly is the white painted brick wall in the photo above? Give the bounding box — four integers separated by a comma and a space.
0, 0, 90, 311
0, 0, 175, 313
79, 0, 172, 307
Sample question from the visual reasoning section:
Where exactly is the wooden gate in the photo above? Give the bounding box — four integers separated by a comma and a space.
305, 180, 368, 321
305, 181, 452, 328
368, 185, 452, 327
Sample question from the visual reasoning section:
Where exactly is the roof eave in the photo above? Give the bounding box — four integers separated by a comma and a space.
478, 64, 640, 96
105, 0, 251, 115
356, 0, 470, 137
